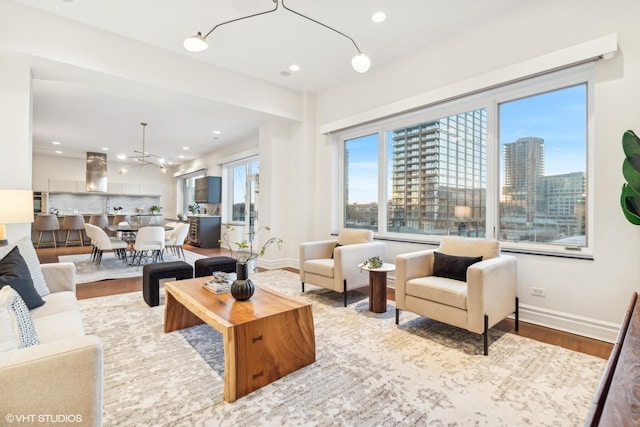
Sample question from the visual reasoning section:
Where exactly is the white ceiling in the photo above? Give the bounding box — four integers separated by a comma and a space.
9, 0, 521, 165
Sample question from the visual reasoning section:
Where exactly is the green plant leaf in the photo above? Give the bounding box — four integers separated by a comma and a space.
620, 183, 640, 225
622, 158, 640, 193
622, 129, 640, 159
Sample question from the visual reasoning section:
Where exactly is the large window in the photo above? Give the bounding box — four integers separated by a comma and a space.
387, 109, 487, 237
499, 84, 587, 246
179, 170, 206, 215
344, 134, 379, 230
340, 65, 592, 255
225, 157, 259, 224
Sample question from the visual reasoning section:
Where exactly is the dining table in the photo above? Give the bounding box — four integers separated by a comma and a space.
104, 224, 175, 265
105, 224, 174, 233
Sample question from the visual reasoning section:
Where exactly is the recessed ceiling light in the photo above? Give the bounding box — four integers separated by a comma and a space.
289, 64, 300, 72
179, 155, 185, 159
159, 158, 165, 164
213, 130, 221, 135
117, 154, 126, 160
372, 12, 386, 23
102, 147, 109, 151
55, 150, 63, 154
182, 146, 189, 151
280, 71, 291, 77
52, 141, 61, 145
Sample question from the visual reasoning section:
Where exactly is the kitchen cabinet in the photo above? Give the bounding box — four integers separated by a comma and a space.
187, 215, 221, 248
49, 179, 78, 193
121, 183, 140, 195
107, 183, 122, 194
195, 177, 221, 204
139, 184, 162, 196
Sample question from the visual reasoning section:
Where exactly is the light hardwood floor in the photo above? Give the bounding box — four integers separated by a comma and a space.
35, 243, 613, 360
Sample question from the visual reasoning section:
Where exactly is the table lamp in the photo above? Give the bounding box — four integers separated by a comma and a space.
0, 189, 34, 246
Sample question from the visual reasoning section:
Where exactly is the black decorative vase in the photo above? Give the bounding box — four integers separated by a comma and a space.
230, 262, 255, 301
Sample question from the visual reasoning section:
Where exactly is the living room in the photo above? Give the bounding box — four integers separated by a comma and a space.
2, 0, 640, 425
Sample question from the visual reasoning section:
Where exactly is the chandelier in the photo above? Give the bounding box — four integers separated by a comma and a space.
183, 0, 371, 73
119, 122, 167, 175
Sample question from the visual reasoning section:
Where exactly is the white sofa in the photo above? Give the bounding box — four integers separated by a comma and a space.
0, 260, 103, 426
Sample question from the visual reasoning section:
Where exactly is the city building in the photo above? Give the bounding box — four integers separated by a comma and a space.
502, 136, 545, 223
388, 110, 487, 236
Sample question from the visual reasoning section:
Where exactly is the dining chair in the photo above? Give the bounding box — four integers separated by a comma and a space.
131, 226, 165, 265
164, 221, 178, 240
165, 223, 189, 259
89, 223, 129, 268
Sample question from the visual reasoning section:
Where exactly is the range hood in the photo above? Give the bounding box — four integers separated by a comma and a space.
86, 152, 107, 192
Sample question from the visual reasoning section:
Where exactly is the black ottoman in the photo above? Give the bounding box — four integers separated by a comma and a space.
194, 256, 237, 278
143, 261, 193, 307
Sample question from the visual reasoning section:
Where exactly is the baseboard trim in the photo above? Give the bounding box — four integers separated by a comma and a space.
518, 303, 619, 343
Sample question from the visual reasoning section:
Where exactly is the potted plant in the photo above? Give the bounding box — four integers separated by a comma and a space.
218, 223, 283, 301
150, 205, 162, 214
361, 255, 384, 270
188, 203, 201, 215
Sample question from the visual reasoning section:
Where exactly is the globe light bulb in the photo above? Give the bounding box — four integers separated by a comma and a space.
184, 32, 208, 52
352, 53, 371, 73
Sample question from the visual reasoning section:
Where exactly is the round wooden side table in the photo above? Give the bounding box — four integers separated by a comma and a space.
359, 263, 395, 313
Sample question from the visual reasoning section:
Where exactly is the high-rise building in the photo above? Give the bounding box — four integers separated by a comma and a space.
389, 109, 487, 235
544, 171, 586, 238
502, 137, 545, 223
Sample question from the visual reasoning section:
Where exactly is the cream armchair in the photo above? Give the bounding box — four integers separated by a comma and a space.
395, 236, 518, 355
300, 229, 386, 307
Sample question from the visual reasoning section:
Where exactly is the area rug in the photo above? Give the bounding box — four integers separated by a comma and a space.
60, 250, 206, 283
78, 270, 606, 427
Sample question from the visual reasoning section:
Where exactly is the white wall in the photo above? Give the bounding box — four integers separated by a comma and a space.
310, 0, 640, 341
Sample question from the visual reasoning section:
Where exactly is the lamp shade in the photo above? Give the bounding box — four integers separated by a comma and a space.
184, 33, 208, 52
0, 190, 33, 224
352, 53, 371, 73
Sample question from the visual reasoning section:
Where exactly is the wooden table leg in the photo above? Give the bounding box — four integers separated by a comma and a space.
164, 289, 205, 332
368, 270, 387, 313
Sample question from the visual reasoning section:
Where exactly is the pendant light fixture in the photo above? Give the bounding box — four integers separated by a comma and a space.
184, 0, 371, 73
119, 122, 167, 175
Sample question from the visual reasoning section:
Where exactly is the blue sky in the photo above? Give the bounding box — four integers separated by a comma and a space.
346, 84, 587, 204
499, 83, 587, 176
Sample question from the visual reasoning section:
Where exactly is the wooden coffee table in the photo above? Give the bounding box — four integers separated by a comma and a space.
164, 277, 316, 402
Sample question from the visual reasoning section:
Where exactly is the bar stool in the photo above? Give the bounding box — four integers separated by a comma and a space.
89, 214, 108, 230
108, 214, 130, 238
62, 214, 86, 247
112, 214, 130, 226
34, 214, 60, 248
